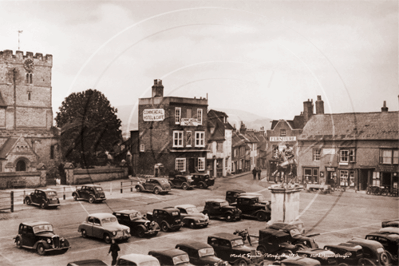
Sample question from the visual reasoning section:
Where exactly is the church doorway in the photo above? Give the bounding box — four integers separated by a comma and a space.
16, 160, 26, 171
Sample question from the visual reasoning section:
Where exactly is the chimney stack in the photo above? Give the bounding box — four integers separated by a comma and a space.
303, 99, 314, 124
381, 101, 388, 112
152, 79, 164, 97
316, 95, 324, 114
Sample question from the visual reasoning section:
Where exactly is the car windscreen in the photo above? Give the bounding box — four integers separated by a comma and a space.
220, 201, 229, 207
95, 187, 103, 191
129, 212, 142, 220
46, 191, 57, 196
172, 254, 190, 265
198, 248, 214, 257
33, 224, 53, 234
171, 211, 179, 216
102, 217, 118, 223
185, 207, 200, 214
231, 239, 244, 247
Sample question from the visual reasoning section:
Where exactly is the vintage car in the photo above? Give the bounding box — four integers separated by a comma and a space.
72, 184, 106, 203
366, 229, 399, 263
266, 221, 306, 235
78, 213, 130, 244
296, 248, 336, 265
175, 242, 229, 266
175, 204, 209, 228
136, 177, 171, 194
226, 190, 246, 204
382, 219, 399, 228
202, 199, 242, 222
323, 242, 364, 266
256, 228, 318, 256
113, 209, 160, 238
148, 249, 195, 266
207, 233, 265, 266
169, 175, 195, 190
231, 195, 271, 221
14, 221, 70, 255
24, 189, 60, 209
346, 238, 391, 266
67, 259, 108, 266
146, 207, 183, 232
191, 173, 215, 189
116, 254, 161, 266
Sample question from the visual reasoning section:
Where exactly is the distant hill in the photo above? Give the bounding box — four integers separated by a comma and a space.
116, 105, 272, 139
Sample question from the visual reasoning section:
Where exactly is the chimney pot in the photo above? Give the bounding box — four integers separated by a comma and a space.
381, 101, 388, 112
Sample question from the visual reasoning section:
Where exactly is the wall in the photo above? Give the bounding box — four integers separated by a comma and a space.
65, 166, 128, 185
0, 170, 45, 189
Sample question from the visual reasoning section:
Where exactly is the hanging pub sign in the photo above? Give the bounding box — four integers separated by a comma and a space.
269, 136, 296, 142
180, 118, 198, 126
326, 167, 336, 172
143, 109, 165, 121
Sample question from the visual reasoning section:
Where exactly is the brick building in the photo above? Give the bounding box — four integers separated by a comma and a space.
0, 50, 60, 174
231, 123, 258, 173
206, 109, 234, 177
297, 100, 398, 192
136, 79, 208, 175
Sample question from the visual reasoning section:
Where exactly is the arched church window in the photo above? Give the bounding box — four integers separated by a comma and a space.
16, 160, 26, 171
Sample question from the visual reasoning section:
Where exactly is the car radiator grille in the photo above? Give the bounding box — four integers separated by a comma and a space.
52, 236, 60, 248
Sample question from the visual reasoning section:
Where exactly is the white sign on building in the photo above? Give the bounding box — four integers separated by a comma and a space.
143, 109, 165, 121
180, 118, 198, 126
269, 136, 296, 142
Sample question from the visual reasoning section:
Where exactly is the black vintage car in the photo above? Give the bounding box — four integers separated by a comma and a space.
14, 221, 70, 255
175, 204, 209, 228
202, 199, 241, 222
136, 177, 171, 194
169, 175, 195, 190
382, 219, 399, 228
226, 190, 246, 204
267, 257, 321, 266
346, 238, 390, 266
366, 228, 399, 264
146, 207, 183, 232
67, 259, 108, 266
296, 248, 336, 265
324, 242, 364, 266
113, 209, 160, 238
207, 233, 265, 266
24, 189, 60, 209
191, 173, 215, 189
175, 242, 229, 266
256, 228, 318, 256
232, 195, 271, 221
149, 249, 195, 266
72, 184, 106, 203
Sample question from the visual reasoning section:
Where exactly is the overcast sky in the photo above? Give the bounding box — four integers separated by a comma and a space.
1, 1, 397, 129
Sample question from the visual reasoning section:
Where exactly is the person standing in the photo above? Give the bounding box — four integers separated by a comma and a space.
252, 167, 257, 180
108, 239, 120, 266
257, 167, 261, 180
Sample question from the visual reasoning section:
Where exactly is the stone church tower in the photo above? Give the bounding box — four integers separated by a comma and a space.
0, 50, 60, 174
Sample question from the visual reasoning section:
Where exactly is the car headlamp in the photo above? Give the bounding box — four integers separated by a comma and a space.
113, 231, 117, 236
126, 228, 130, 233
47, 238, 52, 244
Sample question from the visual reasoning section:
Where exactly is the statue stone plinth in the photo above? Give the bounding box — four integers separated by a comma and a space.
268, 184, 303, 223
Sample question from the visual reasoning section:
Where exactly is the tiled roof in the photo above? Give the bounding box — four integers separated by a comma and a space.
300, 111, 399, 140
0, 137, 18, 159
208, 109, 228, 118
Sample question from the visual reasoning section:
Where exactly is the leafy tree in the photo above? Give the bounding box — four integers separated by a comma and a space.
55, 89, 122, 167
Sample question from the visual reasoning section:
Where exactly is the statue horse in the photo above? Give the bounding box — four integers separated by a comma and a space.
271, 150, 297, 184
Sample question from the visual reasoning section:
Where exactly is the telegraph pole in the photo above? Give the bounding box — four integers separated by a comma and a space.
18, 30, 23, 50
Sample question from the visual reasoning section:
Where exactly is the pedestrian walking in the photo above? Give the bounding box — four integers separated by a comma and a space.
252, 167, 257, 180
257, 168, 261, 180
108, 239, 120, 266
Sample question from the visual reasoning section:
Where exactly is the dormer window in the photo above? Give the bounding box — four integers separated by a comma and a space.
280, 129, 286, 136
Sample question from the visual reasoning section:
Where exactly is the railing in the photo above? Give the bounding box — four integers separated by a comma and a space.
366, 185, 398, 196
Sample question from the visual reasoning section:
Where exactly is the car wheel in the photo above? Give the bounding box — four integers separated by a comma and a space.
160, 221, 169, 232
358, 258, 377, 266
182, 183, 188, 190
257, 246, 266, 255
36, 243, 46, 255
189, 221, 195, 229
380, 252, 390, 266
40, 202, 47, 209
89, 197, 95, 204
103, 234, 112, 244
154, 188, 160, 195
257, 212, 267, 221
235, 259, 248, 266
15, 237, 22, 248
81, 229, 87, 238
25, 198, 31, 205
137, 227, 145, 238
337, 263, 349, 266
73, 193, 78, 201
226, 213, 233, 222
136, 186, 142, 192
